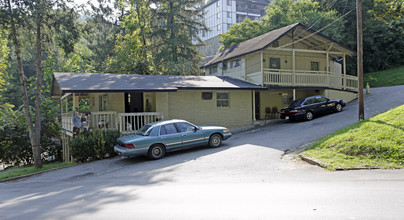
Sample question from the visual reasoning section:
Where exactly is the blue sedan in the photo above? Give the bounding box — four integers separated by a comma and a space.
114, 119, 232, 159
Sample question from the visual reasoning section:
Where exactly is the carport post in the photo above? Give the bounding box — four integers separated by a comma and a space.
293, 89, 296, 100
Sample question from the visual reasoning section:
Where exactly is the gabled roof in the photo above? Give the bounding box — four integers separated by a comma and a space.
202, 23, 356, 68
51, 72, 267, 97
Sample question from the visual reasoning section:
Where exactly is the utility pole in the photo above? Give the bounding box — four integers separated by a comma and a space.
357, 0, 364, 120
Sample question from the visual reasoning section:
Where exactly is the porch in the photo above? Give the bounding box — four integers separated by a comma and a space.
61, 111, 165, 137
263, 69, 358, 90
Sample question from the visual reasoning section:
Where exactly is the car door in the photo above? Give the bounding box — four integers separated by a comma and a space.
175, 122, 206, 147
159, 123, 183, 150
316, 96, 333, 113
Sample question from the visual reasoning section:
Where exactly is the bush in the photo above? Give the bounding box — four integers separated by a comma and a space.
0, 105, 62, 166
69, 129, 120, 162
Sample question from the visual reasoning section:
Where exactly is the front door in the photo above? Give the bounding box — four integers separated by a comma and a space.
255, 91, 260, 120
125, 92, 144, 113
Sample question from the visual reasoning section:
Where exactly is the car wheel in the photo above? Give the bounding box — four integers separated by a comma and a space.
305, 111, 314, 121
335, 103, 343, 112
148, 144, 166, 160
209, 134, 222, 148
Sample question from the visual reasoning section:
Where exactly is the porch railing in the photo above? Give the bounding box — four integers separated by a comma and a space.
119, 112, 164, 135
61, 112, 164, 136
263, 69, 358, 90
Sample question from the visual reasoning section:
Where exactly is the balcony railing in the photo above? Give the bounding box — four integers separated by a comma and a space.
263, 69, 358, 90
61, 111, 164, 136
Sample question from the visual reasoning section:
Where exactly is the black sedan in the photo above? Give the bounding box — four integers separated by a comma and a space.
280, 96, 345, 121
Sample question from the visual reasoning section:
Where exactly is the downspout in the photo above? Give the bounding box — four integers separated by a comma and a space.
292, 30, 296, 100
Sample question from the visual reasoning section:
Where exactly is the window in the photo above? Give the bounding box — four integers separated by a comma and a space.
227, 12, 232, 18
209, 66, 217, 74
304, 98, 316, 105
217, 13, 220, 19
202, 31, 205, 37
160, 124, 178, 135
227, 0, 232, 6
227, 23, 231, 30
315, 96, 328, 103
216, 1, 219, 7
99, 95, 109, 111
202, 92, 213, 100
217, 25, 221, 31
311, 61, 320, 71
217, 92, 229, 107
176, 122, 196, 133
232, 59, 241, 68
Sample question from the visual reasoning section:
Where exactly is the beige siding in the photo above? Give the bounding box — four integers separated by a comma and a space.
88, 93, 125, 113
160, 90, 253, 128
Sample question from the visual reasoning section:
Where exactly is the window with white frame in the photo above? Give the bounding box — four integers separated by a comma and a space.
210, 66, 217, 75
99, 94, 109, 111
227, 0, 232, 6
227, 12, 232, 18
232, 59, 241, 68
217, 92, 229, 107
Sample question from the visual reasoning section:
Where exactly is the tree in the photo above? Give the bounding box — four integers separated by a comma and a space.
107, 0, 154, 74
220, 0, 342, 49
150, 0, 207, 75
1, 0, 79, 168
0, 28, 8, 100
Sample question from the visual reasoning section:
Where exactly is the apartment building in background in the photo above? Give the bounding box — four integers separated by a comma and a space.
199, 0, 270, 42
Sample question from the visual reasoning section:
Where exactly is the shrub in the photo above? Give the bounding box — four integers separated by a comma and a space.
0, 105, 62, 166
69, 129, 120, 162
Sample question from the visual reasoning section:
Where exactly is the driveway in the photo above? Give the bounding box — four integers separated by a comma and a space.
1, 86, 404, 220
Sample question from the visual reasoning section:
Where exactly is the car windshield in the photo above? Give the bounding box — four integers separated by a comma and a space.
289, 98, 305, 108
136, 125, 152, 136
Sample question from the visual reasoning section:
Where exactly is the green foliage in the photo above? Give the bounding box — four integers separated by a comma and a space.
0, 104, 63, 166
364, 66, 404, 87
69, 129, 120, 162
0, 28, 9, 99
0, 105, 32, 165
301, 105, 404, 170
220, 0, 342, 49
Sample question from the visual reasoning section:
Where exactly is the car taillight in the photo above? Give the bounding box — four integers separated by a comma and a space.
124, 143, 135, 148
289, 110, 300, 114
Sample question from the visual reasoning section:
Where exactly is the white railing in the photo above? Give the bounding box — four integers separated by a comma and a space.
263, 69, 358, 90
61, 111, 164, 136
119, 112, 164, 135
61, 113, 73, 134
91, 111, 119, 130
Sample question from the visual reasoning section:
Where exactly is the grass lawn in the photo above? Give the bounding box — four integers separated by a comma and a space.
364, 66, 404, 87
0, 162, 75, 180
300, 105, 404, 171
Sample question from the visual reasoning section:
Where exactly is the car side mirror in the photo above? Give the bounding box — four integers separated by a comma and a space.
194, 126, 200, 131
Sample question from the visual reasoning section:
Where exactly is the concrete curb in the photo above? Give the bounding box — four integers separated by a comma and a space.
0, 164, 77, 183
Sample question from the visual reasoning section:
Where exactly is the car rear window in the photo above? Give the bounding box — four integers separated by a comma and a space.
289, 98, 305, 108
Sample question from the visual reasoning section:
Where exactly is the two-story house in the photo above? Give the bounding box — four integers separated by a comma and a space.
201, 23, 358, 120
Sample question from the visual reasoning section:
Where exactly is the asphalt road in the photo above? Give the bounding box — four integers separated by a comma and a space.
1, 86, 404, 220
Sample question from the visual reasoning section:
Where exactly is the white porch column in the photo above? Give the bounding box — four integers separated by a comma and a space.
343, 53, 347, 90
260, 50, 264, 85
293, 89, 296, 101
292, 49, 296, 86
326, 50, 330, 86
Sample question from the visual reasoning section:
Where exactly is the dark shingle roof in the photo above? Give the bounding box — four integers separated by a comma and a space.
202, 23, 356, 68
52, 72, 266, 96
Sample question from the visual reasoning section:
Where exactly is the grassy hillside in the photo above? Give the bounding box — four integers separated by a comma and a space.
301, 105, 404, 170
364, 66, 404, 87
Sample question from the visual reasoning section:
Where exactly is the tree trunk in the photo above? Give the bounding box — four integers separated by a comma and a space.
7, 0, 42, 168
33, 10, 43, 168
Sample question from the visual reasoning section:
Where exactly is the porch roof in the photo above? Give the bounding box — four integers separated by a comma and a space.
202, 23, 356, 68
52, 72, 267, 97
